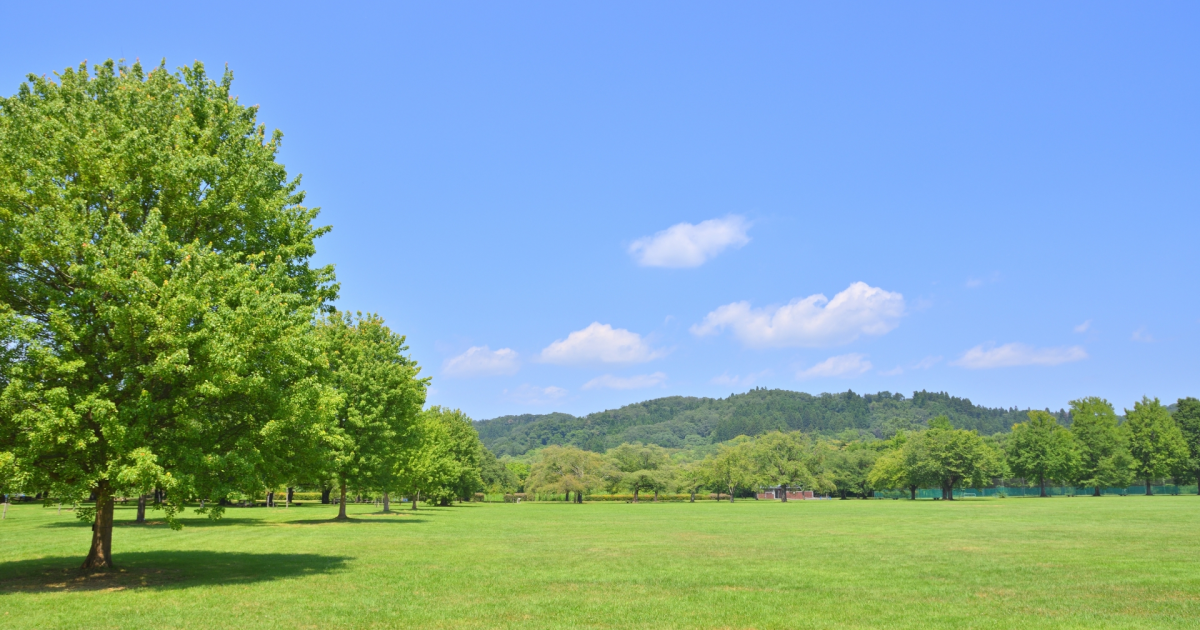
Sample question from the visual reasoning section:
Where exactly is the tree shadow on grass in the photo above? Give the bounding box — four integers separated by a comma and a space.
40, 516, 283, 529
0, 550, 350, 594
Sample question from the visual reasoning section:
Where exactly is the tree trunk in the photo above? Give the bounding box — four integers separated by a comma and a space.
780, 483, 788, 502
412, 491, 419, 510
287, 487, 294, 503
136, 494, 147, 523
633, 488, 639, 503
267, 491, 275, 507
81, 480, 116, 570
728, 486, 735, 503
320, 487, 331, 504
382, 492, 391, 513
336, 481, 349, 520
1039, 475, 1047, 498
575, 491, 583, 504
565, 491, 570, 502
1094, 485, 1102, 497
909, 485, 917, 500
1146, 477, 1153, 496
690, 490, 695, 503
653, 489, 659, 502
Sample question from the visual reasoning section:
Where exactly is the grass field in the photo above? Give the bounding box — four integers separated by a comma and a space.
2, 496, 1199, 629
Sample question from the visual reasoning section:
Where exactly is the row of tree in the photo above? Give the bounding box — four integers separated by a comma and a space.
0, 60, 486, 570
509, 396, 1200, 503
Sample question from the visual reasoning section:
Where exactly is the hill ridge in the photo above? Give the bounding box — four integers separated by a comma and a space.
475, 388, 1064, 457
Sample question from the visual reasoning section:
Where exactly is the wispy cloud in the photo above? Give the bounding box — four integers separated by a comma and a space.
540, 323, 665, 364
691, 282, 905, 348
1131, 327, 1154, 343
628, 215, 750, 268
797, 353, 872, 380
443, 346, 520, 377
582, 372, 667, 390
1074, 320, 1092, 333
965, 272, 1001, 289
952, 343, 1087, 369
881, 355, 942, 376
504, 384, 568, 405
710, 370, 771, 387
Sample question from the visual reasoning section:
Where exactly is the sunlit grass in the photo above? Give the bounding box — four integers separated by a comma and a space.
2, 496, 1198, 628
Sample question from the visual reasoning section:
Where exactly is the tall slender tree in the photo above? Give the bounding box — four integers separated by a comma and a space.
0, 60, 336, 569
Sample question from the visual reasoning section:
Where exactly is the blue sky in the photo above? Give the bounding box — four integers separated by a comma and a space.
5, 3, 1198, 420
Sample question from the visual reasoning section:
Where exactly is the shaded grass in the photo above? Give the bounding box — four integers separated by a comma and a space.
1, 497, 1199, 628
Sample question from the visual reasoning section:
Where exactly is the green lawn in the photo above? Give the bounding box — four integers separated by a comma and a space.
2, 496, 1198, 629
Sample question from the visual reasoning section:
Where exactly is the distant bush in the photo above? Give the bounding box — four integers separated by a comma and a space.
290, 492, 324, 501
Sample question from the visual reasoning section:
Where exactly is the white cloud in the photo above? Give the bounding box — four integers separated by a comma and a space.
582, 372, 667, 390
710, 370, 771, 387
540, 323, 664, 364
443, 346, 520, 377
628, 215, 750, 268
504, 384, 568, 405
881, 355, 942, 376
1131, 327, 1154, 343
1074, 320, 1092, 333
797, 354, 872, 380
952, 343, 1088, 369
691, 282, 905, 348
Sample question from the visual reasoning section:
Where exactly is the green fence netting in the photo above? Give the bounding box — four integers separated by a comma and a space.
871, 485, 1200, 499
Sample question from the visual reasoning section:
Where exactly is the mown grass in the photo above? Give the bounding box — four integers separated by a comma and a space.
1, 496, 1198, 629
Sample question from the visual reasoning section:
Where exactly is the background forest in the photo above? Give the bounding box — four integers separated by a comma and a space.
477, 389, 1069, 457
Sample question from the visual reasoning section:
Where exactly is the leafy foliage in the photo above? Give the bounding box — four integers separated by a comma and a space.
0, 59, 335, 567
1007, 410, 1080, 494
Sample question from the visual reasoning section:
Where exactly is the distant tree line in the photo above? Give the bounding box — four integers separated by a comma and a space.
490, 396, 1200, 503
476, 389, 1062, 457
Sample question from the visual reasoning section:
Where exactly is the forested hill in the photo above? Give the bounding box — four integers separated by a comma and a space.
476, 389, 1061, 457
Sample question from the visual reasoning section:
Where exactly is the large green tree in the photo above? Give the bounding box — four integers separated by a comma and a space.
750, 431, 816, 502
924, 417, 1006, 500
0, 60, 335, 569
1124, 397, 1189, 495
318, 311, 425, 519
607, 443, 671, 502
1007, 411, 1080, 497
394, 407, 483, 508
828, 446, 879, 499
868, 431, 936, 500
703, 439, 757, 502
527, 445, 608, 503
1174, 398, 1200, 494
1069, 397, 1134, 495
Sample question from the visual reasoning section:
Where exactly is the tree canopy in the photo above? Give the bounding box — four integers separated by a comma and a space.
0, 60, 335, 569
